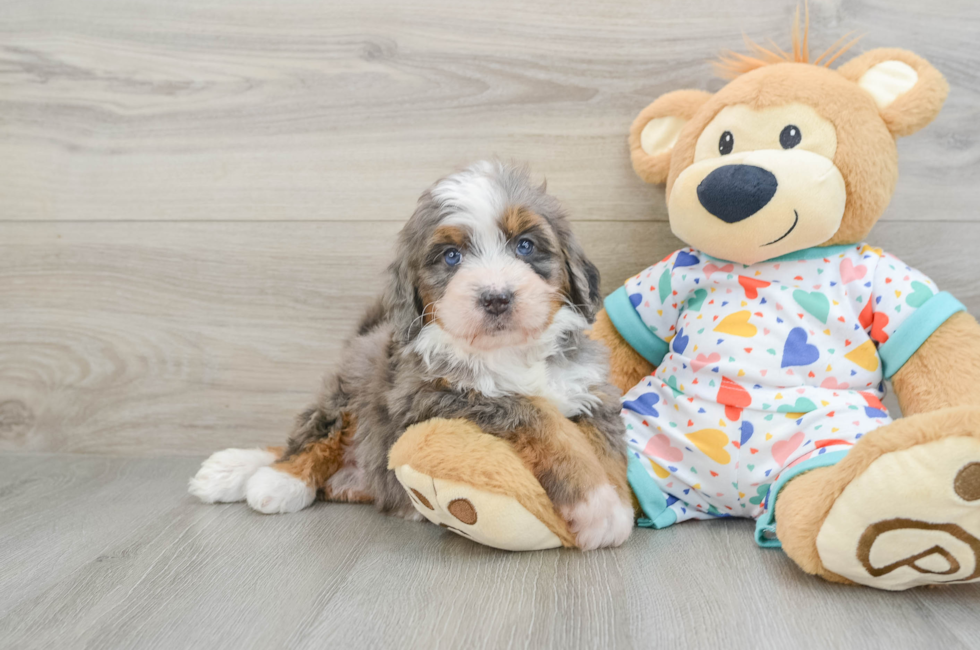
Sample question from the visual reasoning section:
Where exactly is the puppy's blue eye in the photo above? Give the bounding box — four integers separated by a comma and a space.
516, 239, 534, 256
444, 248, 461, 266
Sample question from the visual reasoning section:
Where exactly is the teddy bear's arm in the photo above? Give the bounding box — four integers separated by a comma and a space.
890, 311, 980, 415
590, 308, 655, 395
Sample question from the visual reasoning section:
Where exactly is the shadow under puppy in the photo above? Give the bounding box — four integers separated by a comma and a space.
189, 161, 633, 550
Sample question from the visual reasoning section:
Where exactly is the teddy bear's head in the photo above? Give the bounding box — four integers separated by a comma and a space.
630, 21, 948, 265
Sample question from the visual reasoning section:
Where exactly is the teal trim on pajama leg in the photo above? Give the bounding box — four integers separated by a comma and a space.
628, 455, 678, 529
753, 450, 850, 548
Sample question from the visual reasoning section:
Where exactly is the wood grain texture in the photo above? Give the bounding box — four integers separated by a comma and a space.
0, 0, 978, 223
2, 1, 980, 647
1, 220, 976, 455
0, 454, 977, 650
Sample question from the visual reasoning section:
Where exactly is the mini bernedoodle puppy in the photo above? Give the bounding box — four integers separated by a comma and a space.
189, 161, 633, 549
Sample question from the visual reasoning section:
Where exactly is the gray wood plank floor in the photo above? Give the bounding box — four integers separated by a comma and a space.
3, 0, 980, 647
1, 455, 978, 650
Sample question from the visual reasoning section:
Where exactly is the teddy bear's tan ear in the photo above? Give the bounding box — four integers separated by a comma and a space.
837, 48, 949, 138
630, 90, 713, 184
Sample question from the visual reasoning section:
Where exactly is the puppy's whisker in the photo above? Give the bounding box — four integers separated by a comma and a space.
560, 295, 590, 312
407, 302, 437, 338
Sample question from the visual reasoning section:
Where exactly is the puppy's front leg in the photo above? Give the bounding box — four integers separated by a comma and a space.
507, 399, 633, 550
571, 384, 634, 513
407, 389, 632, 549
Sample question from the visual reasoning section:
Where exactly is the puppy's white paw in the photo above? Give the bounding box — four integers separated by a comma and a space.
245, 466, 316, 514
189, 448, 277, 503
561, 484, 634, 551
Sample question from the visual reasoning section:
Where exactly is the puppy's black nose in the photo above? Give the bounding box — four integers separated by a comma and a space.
697, 164, 778, 224
480, 290, 513, 316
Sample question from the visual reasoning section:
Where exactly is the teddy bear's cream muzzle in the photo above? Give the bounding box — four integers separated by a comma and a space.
668, 148, 846, 264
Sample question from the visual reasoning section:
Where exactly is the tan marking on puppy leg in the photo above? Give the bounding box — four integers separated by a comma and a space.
509, 399, 608, 508
275, 413, 355, 491
508, 399, 633, 548
577, 419, 630, 501
319, 414, 375, 503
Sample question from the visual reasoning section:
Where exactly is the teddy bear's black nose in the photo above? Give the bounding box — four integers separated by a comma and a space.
697, 165, 778, 224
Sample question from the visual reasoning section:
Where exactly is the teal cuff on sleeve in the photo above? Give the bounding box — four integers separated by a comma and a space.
754, 450, 849, 549
628, 455, 678, 530
878, 291, 966, 379
604, 286, 670, 367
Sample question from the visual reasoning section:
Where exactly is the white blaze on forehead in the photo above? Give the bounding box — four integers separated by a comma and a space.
432, 163, 507, 255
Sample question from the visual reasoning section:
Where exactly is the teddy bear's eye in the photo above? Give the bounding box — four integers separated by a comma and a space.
718, 131, 734, 155
780, 125, 802, 149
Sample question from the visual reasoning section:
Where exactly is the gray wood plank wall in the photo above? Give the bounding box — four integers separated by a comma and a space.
2, 0, 979, 456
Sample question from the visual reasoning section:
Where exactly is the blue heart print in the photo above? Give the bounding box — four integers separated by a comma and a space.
780, 327, 820, 368
740, 421, 754, 446
622, 392, 660, 417
629, 292, 642, 308
673, 328, 689, 354
673, 251, 700, 268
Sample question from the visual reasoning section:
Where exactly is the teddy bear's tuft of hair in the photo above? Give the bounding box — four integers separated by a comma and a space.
714, 3, 862, 80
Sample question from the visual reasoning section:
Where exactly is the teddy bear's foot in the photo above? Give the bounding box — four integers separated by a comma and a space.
388, 418, 577, 551
394, 464, 564, 550
776, 406, 980, 590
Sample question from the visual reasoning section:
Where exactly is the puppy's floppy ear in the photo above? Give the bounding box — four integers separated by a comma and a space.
630, 89, 713, 185
384, 196, 434, 344
837, 48, 949, 138
383, 252, 424, 345
557, 223, 602, 323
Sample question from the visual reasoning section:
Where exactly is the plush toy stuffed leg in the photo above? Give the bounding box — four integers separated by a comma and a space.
771, 406, 980, 590
389, 418, 577, 551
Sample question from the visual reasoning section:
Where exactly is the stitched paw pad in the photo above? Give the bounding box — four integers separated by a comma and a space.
394, 464, 563, 551
818, 436, 980, 590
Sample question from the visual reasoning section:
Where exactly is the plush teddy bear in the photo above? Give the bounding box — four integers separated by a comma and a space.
390, 21, 980, 590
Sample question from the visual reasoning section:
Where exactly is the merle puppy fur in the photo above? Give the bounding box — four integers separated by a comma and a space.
190, 161, 631, 548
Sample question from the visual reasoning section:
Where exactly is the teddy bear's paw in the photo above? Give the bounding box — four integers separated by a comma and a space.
188, 447, 277, 503
561, 485, 634, 551
245, 466, 317, 514
393, 464, 563, 551
817, 435, 980, 590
